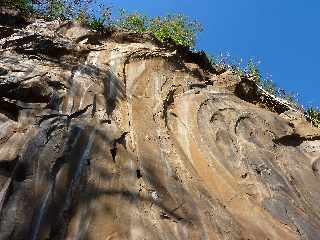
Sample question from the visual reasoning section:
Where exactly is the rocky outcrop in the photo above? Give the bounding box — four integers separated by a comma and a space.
0, 15, 320, 240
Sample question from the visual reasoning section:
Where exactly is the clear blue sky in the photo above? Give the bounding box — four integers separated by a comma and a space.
106, 0, 320, 107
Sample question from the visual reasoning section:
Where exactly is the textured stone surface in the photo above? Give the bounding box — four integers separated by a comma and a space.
0, 16, 319, 240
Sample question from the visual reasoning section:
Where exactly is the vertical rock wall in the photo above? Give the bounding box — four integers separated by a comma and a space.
0, 16, 319, 240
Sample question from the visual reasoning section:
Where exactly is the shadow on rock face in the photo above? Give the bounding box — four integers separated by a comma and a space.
1, 124, 196, 240
234, 78, 258, 102
0, 26, 14, 40
103, 70, 126, 116
0, 98, 22, 121
0, 11, 29, 28
273, 134, 304, 147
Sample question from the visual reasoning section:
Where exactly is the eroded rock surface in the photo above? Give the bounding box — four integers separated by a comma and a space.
0, 16, 320, 240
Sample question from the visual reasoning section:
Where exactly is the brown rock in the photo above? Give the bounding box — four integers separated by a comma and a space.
0, 16, 319, 240
291, 119, 320, 140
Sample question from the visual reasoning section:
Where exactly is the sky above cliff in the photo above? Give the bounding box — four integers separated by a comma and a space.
108, 0, 320, 107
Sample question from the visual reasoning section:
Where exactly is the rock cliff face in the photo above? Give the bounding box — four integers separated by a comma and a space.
0, 14, 320, 240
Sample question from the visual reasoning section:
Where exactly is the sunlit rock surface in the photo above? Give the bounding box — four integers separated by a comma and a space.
0, 14, 320, 240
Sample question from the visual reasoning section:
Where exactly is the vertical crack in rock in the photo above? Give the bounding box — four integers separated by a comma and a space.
162, 87, 178, 127
91, 94, 97, 118
110, 132, 128, 162
136, 169, 142, 179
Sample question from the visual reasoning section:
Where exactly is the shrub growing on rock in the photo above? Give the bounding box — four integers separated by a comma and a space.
149, 14, 202, 48
116, 10, 148, 33
114, 10, 202, 48
307, 108, 320, 128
